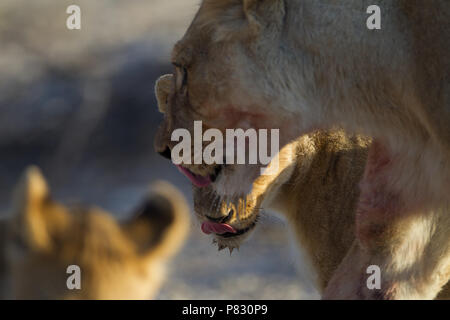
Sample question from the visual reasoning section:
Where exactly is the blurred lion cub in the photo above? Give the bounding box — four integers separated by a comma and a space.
0, 166, 189, 299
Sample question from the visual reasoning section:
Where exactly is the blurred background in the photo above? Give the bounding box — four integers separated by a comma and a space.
0, 0, 318, 299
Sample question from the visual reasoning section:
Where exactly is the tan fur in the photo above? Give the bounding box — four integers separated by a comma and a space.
155, 0, 450, 299
192, 132, 450, 299
154, 72, 450, 299
0, 167, 189, 299
193, 131, 369, 288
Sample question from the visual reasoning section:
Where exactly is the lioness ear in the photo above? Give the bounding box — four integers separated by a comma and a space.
10, 166, 53, 251
243, 0, 285, 33
123, 181, 189, 261
155, 74, 174, 114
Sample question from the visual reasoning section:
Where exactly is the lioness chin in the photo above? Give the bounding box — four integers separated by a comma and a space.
0, 166, 189, 299
155, 0, 450, 299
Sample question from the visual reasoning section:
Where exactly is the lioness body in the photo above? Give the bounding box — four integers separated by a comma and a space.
267, 134, 450, 299
156, 0, 450, 299
192, 131, 450, 298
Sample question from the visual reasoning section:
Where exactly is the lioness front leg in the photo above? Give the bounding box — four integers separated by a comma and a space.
324, 223, 450, 300
323, 141, 450, 299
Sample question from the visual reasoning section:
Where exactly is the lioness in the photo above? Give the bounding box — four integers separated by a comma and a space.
155, 0, 450, 299
0, 166, 189, 299
193, 132, 450, 299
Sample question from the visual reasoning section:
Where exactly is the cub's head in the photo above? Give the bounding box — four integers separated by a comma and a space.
154, 0, 301, 198
6, 166, 189, 299
192, 141, 298, 252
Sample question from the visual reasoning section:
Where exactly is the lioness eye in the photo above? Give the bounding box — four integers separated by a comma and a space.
174, 64, 187, 91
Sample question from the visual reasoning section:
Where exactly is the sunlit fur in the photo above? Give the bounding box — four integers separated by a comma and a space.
193, 132, 450, 299
194, 131, 369, 277
0, 167, 189, 299
157, 0, 450, 299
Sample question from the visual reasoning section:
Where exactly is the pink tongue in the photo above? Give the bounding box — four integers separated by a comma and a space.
176, 165, 211, 187
201, 221, 237, 235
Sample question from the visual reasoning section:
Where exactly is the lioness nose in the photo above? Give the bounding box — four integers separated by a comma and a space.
158, 147, 171, 160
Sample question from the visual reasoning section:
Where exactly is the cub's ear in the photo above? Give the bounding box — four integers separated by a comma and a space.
243, 0, 285, 33
9, 166, 69, 252
123, 181, 189, 261
155, 74, 174, 114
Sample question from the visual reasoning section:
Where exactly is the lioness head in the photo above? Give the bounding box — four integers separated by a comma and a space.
154, 64, 295, 250
154, 0, 303, 198
5, 166, 189, 299
165, 0, 296, 131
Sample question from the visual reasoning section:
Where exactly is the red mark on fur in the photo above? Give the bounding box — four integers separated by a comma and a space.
356, 141, 403, 247
358, 280, 399, 300
381, 282, 399, 299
